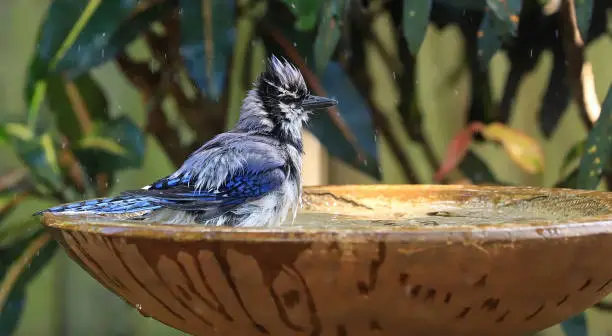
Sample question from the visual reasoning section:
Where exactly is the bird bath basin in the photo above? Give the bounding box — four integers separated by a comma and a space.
41, 185, 612, 336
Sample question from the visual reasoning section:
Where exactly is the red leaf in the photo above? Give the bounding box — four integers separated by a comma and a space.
434, 122, 484, 182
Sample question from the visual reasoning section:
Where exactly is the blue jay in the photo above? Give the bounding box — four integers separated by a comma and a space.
34, 55, 337, 227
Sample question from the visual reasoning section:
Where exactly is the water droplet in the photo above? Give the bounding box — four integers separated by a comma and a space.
293, 42, 297, 47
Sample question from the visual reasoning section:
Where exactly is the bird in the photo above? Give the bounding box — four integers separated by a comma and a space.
34, 55, 337, 227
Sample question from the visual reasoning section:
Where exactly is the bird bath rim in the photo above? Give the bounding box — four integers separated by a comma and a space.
41, 184, 612, 244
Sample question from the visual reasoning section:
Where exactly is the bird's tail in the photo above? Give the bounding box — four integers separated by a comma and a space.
33, 195, 164, 216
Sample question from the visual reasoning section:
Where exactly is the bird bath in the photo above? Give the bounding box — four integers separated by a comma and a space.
41, 185, 612, 336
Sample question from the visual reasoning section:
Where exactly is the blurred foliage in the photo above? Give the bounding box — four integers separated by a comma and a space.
0, 0, 611, 334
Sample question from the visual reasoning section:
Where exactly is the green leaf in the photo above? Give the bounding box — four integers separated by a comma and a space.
476, 11, 503, 69
46, 73, 109, 142
78, 136, 127, 156
560, 313, 588, 336
25, 0, 148, 127
261, 8, 317, 66
577, 84, 612, 190
36, 0, 107, 70
313, 0, 345, 75
8, 132, 64, 193
485, 0, 521, 36
179, 0, 236, 100
574, 0, 594, 40
556, 167, 579, 188
0, 125, 7, 145
538, 53, 571, 138
0, 231, 58, 334
74, 115, 145, 176
561, 140, 586, 173
458, 151, 499, 184
402, 0, 432, 55
4, 123, 34, 142
311, 62, 381, 179
476, 0, 521, 69
56, 1, 175, 78
0, 288, 25, 335
35, 0, 142, 75
0, 219, 41, 249
282, 0, 323, 31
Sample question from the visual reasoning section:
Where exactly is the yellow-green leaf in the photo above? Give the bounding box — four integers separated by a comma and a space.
40, 133, 61, 176
78, 136, 127, 156
4, 124, 33, 141
480, 122, 545, 174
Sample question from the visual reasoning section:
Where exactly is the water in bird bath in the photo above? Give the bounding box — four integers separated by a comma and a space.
55, 190, 612, 230
282, 192, 612, 230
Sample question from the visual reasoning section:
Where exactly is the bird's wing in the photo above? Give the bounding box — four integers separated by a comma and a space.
122, 150, 288, 220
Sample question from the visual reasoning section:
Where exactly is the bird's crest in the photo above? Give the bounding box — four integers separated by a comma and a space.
259, 55, 308, 99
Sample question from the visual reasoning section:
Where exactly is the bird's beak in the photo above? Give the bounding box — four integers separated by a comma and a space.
302, 95, 337, 110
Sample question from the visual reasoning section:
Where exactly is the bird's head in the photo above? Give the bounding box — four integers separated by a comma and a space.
236, 56, 337, 146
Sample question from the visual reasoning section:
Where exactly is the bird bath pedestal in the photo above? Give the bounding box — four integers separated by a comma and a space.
41, 185, 612, 336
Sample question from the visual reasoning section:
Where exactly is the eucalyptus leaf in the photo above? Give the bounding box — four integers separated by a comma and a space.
179, 0, 235, 100
402, 0, 433, 55
577, 84, 612, 190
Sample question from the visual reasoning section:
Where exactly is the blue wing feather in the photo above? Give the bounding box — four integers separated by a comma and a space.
34, 136, 289, 221
121, 161, 287, 218
33, 195, 167, 215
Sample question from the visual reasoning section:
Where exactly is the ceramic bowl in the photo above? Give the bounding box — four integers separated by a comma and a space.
42, 185, 612, 336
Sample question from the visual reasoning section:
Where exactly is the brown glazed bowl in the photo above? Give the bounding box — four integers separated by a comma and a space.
42, 185, 612, 336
